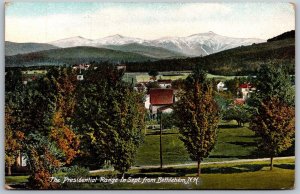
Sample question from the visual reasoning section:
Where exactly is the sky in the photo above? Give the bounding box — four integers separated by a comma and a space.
5, 2, 295, 43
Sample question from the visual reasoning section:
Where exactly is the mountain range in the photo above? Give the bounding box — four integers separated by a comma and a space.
6, 31, 265, 59
49, 32, 265, 57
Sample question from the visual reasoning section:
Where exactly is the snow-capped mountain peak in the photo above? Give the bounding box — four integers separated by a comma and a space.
50, 36, 93, 48
94, 34, 145, 46
49, 32, 266, 56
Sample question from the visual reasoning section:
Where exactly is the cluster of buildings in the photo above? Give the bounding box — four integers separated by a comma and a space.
138, 79, 256, 120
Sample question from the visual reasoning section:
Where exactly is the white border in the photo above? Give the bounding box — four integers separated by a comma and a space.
0, 0, 298, 194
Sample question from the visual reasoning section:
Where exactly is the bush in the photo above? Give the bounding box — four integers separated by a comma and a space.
60, 165, 90, 189
64, 165, 90, 178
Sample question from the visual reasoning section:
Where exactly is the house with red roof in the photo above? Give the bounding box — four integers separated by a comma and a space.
238, 83, 256, 100
149, 88, 174, 118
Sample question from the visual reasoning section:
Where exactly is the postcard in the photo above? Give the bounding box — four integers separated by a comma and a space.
4, 1, 295, 190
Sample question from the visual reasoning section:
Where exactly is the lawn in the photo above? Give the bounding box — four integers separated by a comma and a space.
6, 158, 294, 189
123, 72, 246, 84
135, 122, 259, 166
206, 73, 246, 81
5, 121, 294, 190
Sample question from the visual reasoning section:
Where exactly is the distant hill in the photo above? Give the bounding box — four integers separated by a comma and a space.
267, 30, 295, 42
5, 46, 155, 67
5, 41, 59, 56
103, 43, 187, 59
126, 37, 295, 75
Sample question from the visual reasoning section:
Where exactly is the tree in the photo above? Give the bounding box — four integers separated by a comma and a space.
250, 64, 294, 106
146, 81, 161, 93
173, 68, 219, 176
250, 98, 295, 170
222, 105, 253, 127
15, 67, 79, 189
5, 105, 24, 175
161, 113, 175, 129
249, 64, 295, 170
5, 68, 24, 176
148, 70, 159, 80
73, 64, 145, 174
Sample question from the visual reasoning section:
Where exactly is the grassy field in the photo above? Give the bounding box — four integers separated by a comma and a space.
123, 72, 246, 84
6, 121, 294, 190
6, 158, 294, 189
90, 158, 294, 190
135, 122, 258, 166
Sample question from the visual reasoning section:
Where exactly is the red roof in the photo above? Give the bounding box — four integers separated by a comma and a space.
234, 98, 245, 105
239, 83, 253, 88
150, 89, 174, 105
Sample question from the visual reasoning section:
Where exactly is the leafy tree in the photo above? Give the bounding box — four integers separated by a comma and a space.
73, 64, 145, 174
5, 68, 24, 176
250, 64, 294, 106
222, 105, 253, 127
49, 68, 80, 164
174, 68, 219, 176
148, 70, 159, 80
161, 113, 175, 129
171, 78, 186, 90
5, 105, 24, 175
249, 65, 295, 170
5, 68, 23, 91
14, 67, 79, 189
250, 98, 295, 170
214, 92, 234, 112
146, 81, 161, 93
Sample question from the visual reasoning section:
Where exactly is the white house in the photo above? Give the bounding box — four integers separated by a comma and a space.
238, 83, 256, 100
217, 81, 227, 92
157, 79, 172, 89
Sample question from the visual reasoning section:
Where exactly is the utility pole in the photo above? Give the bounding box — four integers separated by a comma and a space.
159, 110, 163, 169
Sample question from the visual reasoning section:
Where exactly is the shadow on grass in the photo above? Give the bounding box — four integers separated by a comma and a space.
274, 164, 295, 170
227, 141, 258, 147
218, 124, 241, 129
128, 163, 269, 178
208, 155, 258, 159
146, 131, 178, 136
124, 162, 295, 178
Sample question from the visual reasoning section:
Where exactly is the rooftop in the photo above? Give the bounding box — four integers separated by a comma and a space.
150, 88, 174, 105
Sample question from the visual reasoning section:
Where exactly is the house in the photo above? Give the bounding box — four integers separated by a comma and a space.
149, 88, 174, 118
116, 64, 126, 71
217, 81, 227, 92
238, 83, 256, 100
157, 79, 172, 89
144, 94, 150, 109
16, 152, 27, 167
72, 63, 90, 70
